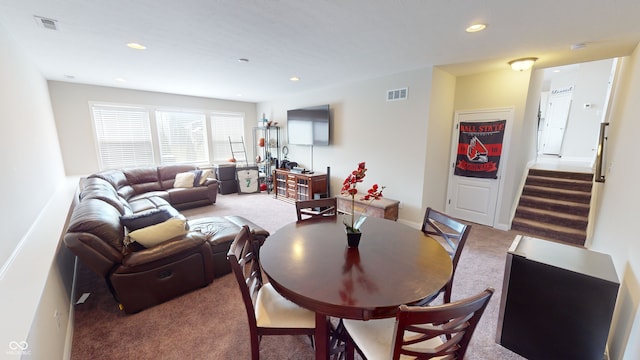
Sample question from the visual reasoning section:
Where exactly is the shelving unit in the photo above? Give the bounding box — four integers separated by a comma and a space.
274, 169, 327, 203
253, 126, 280, 192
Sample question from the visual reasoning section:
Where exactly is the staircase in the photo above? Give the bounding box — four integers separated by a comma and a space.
511, 168, 593, 246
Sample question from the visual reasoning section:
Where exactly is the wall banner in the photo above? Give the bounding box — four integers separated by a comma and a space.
454, 120, 506, 179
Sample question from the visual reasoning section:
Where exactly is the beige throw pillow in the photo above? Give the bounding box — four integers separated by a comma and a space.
128, 216, 188, 248
174, 171, 195, 188
199, 169, 214, 184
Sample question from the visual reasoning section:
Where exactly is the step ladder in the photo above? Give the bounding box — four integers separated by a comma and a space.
228, 136, 248, 166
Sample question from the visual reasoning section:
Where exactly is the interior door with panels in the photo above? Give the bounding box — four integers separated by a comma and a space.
446, 108, 513, 227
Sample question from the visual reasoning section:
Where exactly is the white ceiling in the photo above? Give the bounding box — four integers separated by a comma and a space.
1, 0, 639, 102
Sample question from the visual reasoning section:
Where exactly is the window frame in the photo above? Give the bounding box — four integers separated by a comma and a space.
89, 101, 246, 170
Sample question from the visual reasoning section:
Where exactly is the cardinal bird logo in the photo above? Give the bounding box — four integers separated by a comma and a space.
467, 136, 488, 162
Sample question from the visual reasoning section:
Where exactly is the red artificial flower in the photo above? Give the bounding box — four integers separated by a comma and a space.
341, 162, 386, 232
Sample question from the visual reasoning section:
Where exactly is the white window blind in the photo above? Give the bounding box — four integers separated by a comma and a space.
156, 110, 209, 165
92, 105, 154, 169
211, 113, 245, 162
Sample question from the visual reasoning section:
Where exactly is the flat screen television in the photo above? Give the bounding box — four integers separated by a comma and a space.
287, 104, 330, 146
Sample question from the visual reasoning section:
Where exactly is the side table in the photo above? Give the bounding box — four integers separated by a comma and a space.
336, 193, 399, 221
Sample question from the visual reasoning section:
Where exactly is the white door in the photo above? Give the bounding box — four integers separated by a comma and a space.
446, 108, 513, 227
542, 92, 572, 155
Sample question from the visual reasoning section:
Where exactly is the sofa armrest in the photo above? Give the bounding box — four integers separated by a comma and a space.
64, 232, 124, 278
204, 179, 218, 203
203, 178, 218, 186
122, 232, 208, 268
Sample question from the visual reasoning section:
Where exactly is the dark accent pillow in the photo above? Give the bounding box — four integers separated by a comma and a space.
120, 208, 174, 231
192, 169, 203, 187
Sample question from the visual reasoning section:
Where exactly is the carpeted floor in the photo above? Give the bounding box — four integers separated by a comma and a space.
69, 192, 526, 359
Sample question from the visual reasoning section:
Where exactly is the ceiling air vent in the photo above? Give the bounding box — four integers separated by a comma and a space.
34, 16, 59, 31
386, 87, 408, 101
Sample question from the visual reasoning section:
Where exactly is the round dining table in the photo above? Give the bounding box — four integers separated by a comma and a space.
259, 215, 453, 360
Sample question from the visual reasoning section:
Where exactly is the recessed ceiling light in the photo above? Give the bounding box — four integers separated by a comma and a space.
238, 58, 249, 63
126, 42, 146, 50
115, 77, 126, 82
571, 43, 587, 51
466, 23, 487, 33
64, 74, 75, 79
289, 76, 300, 82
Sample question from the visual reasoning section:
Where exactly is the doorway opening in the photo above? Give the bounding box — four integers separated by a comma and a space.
535, 58, 618, 173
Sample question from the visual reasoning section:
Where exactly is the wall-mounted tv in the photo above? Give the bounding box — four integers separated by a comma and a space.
287, 104, 330, 146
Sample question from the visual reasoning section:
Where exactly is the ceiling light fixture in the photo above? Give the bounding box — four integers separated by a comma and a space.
238, 58, 249, 63
115, 77, 126, 82
508, 57, 538, 71
466, 23, 486, 33
289, 76, 300, 82
571, 43, 587, 51
126, 42, 146, 50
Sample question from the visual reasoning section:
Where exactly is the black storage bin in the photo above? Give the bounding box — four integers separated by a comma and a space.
215, 164, 236, 181
218, 179, 238, 194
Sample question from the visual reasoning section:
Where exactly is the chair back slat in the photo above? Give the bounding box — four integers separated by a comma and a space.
228, 226, 261, 325
295, 197, 338, 222
420, 207, 472, 303
392, 288, 494, 360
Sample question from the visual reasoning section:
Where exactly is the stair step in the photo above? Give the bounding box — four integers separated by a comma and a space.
522, 185, 591, 204
525, 175, 593, 192
528, 169, 594, 182
514, 206, 588, 230
511, 218, 586, 246
518, 195, 590, 216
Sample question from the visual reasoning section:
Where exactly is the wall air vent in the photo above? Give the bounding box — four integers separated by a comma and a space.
34, 16, 59, 31
386, 87, 408, 101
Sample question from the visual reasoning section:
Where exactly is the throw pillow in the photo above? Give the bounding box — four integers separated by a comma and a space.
199, 169, 214, 185
174, 171, 195, 188
191, 169, 203, 187
128, 216, 189, 248
120, 208, 173, 231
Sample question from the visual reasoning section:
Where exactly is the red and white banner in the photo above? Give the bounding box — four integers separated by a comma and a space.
454, 120, 506, 179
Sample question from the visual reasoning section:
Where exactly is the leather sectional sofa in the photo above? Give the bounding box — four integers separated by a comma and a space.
64, 164, 269, 313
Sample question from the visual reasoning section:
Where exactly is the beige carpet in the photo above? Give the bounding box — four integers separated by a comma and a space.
69, 192, 525, 359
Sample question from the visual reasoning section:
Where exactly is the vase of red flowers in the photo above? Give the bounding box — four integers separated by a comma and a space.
341, 162, 385, 247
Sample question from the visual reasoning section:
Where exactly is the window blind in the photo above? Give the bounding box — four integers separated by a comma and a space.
156, 110, 209, 165
92, 105, 154, 169
211, 113, 245, 162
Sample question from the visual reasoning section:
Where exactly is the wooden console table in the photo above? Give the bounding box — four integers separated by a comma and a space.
336, 193, 399, 221
274, 169, 327, 203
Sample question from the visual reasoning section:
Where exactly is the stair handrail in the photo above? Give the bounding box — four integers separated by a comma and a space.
595, 122, 609, 183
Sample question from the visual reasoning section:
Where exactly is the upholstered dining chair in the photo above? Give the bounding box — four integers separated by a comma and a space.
342, 288, 494, 360
227, 225, 316, 360
417, 207, 472, 305
295, 197, 338, 222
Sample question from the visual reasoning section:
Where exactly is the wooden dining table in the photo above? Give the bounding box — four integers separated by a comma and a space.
259, 215, 453, 359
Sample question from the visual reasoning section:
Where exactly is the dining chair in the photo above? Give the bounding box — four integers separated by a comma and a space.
295, 197, 338, 222
342, 288, 494, 360
418, 207, 471, 305
227, 225, 316, 360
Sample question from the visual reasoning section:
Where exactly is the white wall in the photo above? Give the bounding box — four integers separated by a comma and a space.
423, 68, 457, 212
546, 58, 614, 162
0, 24, 75, 359
590, 47, 640, 360
48, 81, 258, 176
258, 68, 434, 226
